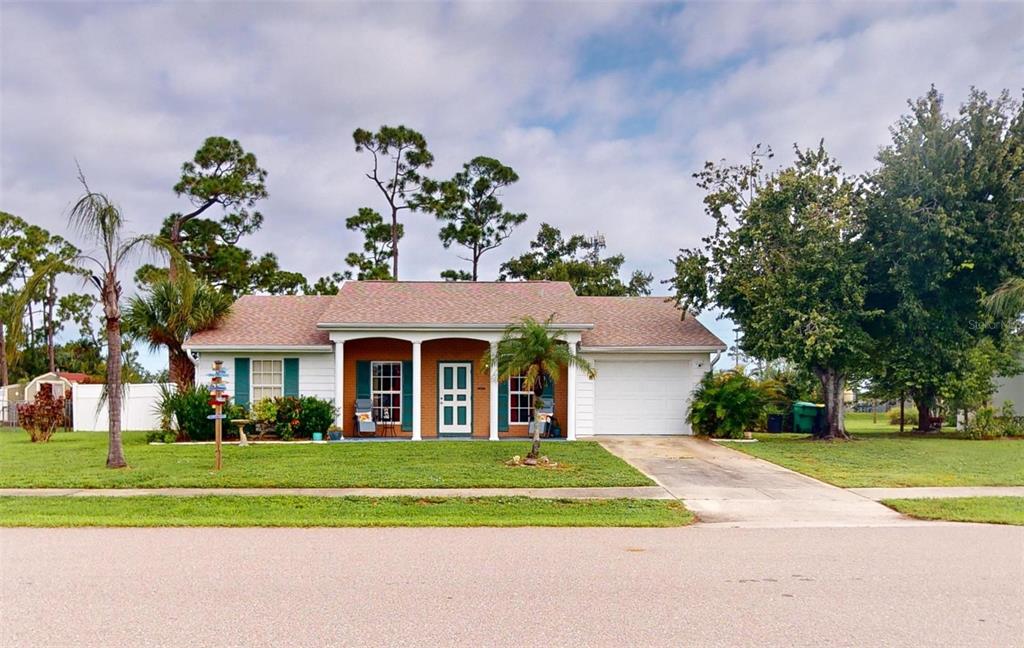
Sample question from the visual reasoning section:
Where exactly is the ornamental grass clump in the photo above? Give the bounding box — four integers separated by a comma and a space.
18, 389, 66, 443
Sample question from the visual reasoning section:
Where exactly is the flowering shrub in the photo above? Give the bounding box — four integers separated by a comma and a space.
274, 397, 303, 440
18, 388, 66, 442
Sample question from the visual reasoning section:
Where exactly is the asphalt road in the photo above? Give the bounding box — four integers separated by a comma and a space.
2, 525, 1022, 648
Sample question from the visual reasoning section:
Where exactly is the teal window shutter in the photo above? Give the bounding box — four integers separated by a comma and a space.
542, 377, 555, 407
283, 358, 300, 397
355, 361, 371, 400
498, 379, 509, 432
401, 360, 413, 431
234, 358, 250, 407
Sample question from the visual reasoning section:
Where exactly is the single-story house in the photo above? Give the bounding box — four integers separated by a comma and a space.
183, 281, 726, 439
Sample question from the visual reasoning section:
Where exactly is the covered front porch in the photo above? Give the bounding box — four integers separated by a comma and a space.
330, 333, 576, 441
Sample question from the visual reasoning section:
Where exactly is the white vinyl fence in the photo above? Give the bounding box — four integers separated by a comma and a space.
71, 383, 173, 432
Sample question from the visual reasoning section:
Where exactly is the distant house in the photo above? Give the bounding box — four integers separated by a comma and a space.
184, 281, 726, 439
994, 372, 1024, 416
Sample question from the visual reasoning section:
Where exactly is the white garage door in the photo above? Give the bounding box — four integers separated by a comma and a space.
593, 357, 696, 435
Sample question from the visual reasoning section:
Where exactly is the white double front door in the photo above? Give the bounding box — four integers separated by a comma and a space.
438, 362, 472, 436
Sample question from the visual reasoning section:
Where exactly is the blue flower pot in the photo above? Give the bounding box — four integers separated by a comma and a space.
312, 432, 324, 442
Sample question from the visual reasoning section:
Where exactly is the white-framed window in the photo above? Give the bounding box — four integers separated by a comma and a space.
252, 359, 283, 401
371, 361, 402, 423
509, 375, 534, 424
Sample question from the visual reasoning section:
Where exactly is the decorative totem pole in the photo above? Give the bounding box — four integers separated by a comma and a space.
207, 360, 230, 470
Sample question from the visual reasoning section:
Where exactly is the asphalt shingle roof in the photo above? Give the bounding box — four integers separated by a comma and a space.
186, 281, 725, 350
578, 296, 724, 348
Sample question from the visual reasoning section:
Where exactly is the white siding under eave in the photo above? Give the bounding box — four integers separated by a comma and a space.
575, 353, 597, 437
192, 351, 336, 403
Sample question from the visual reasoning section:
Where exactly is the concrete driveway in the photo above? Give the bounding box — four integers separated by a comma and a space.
597, 436, 910, 528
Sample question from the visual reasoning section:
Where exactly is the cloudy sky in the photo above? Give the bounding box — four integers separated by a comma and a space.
3, 1, 1023, 370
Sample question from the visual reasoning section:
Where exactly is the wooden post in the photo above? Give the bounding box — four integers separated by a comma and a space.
899, 392, 905, 434
208, 359, 228, 471
215, 404, 222, 471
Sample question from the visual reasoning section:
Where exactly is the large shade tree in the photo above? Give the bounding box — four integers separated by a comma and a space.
669, 144, 872, 439
862, 88, 1024, 430
419, 156, 528, 281
353, 125, 433, 280
500, 223, 652, 296
123, 275, 233, 388
482, 316, 594, 462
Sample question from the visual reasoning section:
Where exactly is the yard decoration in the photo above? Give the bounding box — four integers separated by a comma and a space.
207, 360, 229, 470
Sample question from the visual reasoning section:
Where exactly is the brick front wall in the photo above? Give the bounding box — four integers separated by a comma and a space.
341, 337, 569, 439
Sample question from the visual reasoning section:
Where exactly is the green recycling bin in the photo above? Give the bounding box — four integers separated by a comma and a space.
793, 401, 825, 434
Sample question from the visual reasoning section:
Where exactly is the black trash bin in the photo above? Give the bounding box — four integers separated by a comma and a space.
766, 414, 784, 433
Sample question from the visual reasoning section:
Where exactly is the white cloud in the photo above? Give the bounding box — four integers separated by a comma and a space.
2, 1, 1022, 365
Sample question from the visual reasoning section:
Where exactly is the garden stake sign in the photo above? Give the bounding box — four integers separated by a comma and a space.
207, 360, 230, 470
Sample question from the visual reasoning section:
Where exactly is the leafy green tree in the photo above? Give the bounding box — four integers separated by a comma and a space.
862, 88, 1024, 430
440, 269, 473, 281
0, 212, 83, 382
482, 316, 594, 462
500, 223, 652, 296
342, 207, 400, 280
353, 125, 434, 279
305, 273, 347, 295
669, 144, 871, 439
124, 275, 233, 388
419, 156, 528, 281
165, 136, 268, 281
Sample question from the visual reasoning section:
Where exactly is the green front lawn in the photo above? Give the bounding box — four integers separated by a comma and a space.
733, 413, 1024, 488
883, 497, 1024, 526
0, 495, 691, 527
0, 429, 652, 489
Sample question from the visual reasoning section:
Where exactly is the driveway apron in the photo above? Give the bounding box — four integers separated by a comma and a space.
596, 436, 914, 528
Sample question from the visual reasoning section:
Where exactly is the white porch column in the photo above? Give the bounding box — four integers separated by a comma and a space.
567, 342, 577, 441
411, 341, 422, 441
333, 340, 344, 437
489, 341, 499, 440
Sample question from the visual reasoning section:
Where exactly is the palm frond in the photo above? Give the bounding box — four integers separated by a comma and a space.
986, 277, 1024, 320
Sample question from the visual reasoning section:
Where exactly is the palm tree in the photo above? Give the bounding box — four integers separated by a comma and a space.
15, 172, 173, 468
124, 275, 232, 388
987, 277, 1024, 322
483, 316, 595, 463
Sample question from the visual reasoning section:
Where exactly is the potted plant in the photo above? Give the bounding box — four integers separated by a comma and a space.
327, 425, 343, 441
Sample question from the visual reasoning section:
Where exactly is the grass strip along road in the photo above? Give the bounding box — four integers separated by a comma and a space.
0, 495, 692, 528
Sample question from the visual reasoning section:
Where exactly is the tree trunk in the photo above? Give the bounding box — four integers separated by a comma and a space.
45, 277, 56, 373
0, 320, 8, 387
813, 367, 849, 440
525, 382, 545, 462
168, 218, 183, 283
916, 401, 931, 433
911, 389, 935, 433
390, 207, 399, 280
103, 278, 127, 469
169, 347, 195, 388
